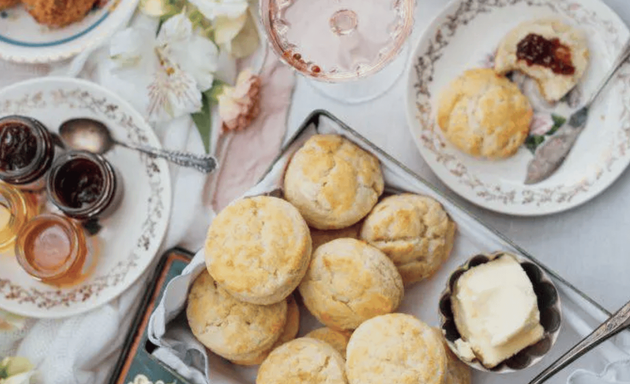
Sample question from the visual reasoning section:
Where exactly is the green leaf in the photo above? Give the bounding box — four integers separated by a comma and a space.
191, 80, 225, 153
547, 114, 567, 136
525, 135, 546, 153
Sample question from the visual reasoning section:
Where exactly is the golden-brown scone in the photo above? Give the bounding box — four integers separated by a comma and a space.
231, 294, 301, 366
346, 314, 448, 384
205, 196, 312, 305
437, 68, 533, 159
432, 328, 472, 384
284, 134, 384, 230
360, 194, 456, 285
495, 18, 589, 102
186, 271, 287, 363
0, 0, 19, 11
257, 338, 348, 384
310, 222, 362, 251
21, 0, 97, 27
298, 238, 404, 331
305, 327, 352, 358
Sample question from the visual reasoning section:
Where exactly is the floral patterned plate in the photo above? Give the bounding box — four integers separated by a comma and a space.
0, 0, 138, 63
405, 0, 630, 216
0, 78, 171, 318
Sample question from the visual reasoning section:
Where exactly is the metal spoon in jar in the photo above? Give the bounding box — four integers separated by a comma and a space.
59, 118, 217, 173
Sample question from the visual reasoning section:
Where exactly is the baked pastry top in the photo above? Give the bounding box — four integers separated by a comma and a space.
257, 338, 348, 384
346, 314, 448, 384
186, 271, 287, 362
205, 196, 312, 305
284, 134, 384, 230
22, 0, 97, 27
305, 327, 352, 358
360, 194, 456, 285
299, 238, 404, 331
495, 18, 589, 102
437, 68, 533, 159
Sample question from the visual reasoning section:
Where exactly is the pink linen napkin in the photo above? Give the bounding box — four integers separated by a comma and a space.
208, 53, 296, 212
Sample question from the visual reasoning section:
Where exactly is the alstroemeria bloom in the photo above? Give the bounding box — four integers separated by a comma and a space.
187, 0, 248, 21
110, 13, 219, 123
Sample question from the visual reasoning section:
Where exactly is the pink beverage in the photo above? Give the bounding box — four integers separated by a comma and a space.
262, 0, 414, 81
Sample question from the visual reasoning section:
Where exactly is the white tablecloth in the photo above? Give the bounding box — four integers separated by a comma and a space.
289, 0, 630, 315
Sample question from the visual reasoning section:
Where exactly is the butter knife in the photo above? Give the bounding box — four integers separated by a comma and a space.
525, 40, 630, 185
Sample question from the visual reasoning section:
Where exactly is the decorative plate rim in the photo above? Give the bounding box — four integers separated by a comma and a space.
0, 77, 172, 319
404, 0, 630, 216
0, 0, 138, 64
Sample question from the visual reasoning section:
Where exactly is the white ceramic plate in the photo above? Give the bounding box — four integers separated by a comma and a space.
0, 78, 171, 318
0, 0, 138, 63
405, 0, 630, 216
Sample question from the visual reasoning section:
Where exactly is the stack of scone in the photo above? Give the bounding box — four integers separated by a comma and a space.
437, 18, 589, 159
187, 134, 470, 383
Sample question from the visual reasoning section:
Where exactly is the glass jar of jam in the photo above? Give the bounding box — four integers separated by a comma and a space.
47, 151, 123, 221
0, 184, 39, 252
0, 116, 56, 191
15, 214, 96, 286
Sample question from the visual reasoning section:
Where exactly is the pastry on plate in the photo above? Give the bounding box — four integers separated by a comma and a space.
437, 68, 533, 159
0, 0, 18, 11
310, 222, 362, 250
257, 338, 348, 384
360, 194, 456, 285
232, 294, 301, 366
186, 271, 287, 364
495, 18, 589, 103
298, 238, 404, 331
205, 196, 312, 305
284, 134, 384, 230
305, 327, 352, 358
22, 0, 98, 27
346, 314, 448, 384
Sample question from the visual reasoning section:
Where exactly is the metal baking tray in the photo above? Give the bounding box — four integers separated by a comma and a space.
151, 110, 630, 384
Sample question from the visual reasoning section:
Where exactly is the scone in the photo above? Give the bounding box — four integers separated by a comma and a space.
433, 328, 472, 384
232, 294, 301, 366
186, 271, 287, 363
257, 338, 348, 384
310, 222, 362, 250
0, 0, 18, 11
22, 0, 98, 27
298, 238, 404, 330
437, 68, 533, 159
305, 327, 352, 358
346, 314, 448, 384
284, 134, 384, 230
495, 18, 589, 102
360, 194, 456, 285
205, 196, 312, 305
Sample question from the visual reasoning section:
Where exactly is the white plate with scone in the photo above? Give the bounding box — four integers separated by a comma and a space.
148, 111, 629, 384
405, 0, 630, 216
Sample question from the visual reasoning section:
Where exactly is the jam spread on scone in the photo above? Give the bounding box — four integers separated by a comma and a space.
516, 33, 575, 75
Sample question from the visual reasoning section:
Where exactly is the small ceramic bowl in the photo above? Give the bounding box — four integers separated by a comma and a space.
438, 251, 562, 373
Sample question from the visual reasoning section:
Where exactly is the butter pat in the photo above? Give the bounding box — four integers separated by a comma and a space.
452, 255, 544, 368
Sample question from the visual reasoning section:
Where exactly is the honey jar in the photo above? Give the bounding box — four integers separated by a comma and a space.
0, 184, 39, 252
15, 214, 96, 286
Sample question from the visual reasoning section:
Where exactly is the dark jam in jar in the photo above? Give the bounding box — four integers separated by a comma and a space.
0, 125, 38, 171
516, 33, 575, 75
54, 159, 104, 209
47, 151, 122, 221
0, 116, 55, 190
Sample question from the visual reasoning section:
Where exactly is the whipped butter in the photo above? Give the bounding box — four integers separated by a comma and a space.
451, 255, 544, 368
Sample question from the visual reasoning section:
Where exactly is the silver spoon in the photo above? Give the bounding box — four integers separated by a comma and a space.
59, 118, 217, 173
528, 299, 630, 384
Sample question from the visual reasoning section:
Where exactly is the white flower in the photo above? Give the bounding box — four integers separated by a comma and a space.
110, 13, 219, 123
188, 0, 248, 20
0, 357, 35, 384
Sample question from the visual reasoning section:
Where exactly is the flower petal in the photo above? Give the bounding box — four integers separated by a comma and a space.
187, 0, 248, 21
157, 12, 193, 47
147, 68, 203, 123
168, 34, 219, 91
213, 13, 247, 45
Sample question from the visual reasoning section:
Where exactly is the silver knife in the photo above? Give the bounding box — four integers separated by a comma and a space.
525, 40, 630, 185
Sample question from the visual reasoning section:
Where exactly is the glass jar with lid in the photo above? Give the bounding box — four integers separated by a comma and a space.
0, 116, 56, 191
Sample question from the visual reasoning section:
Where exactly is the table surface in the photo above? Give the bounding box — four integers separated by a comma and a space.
287, 0, 630, 315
